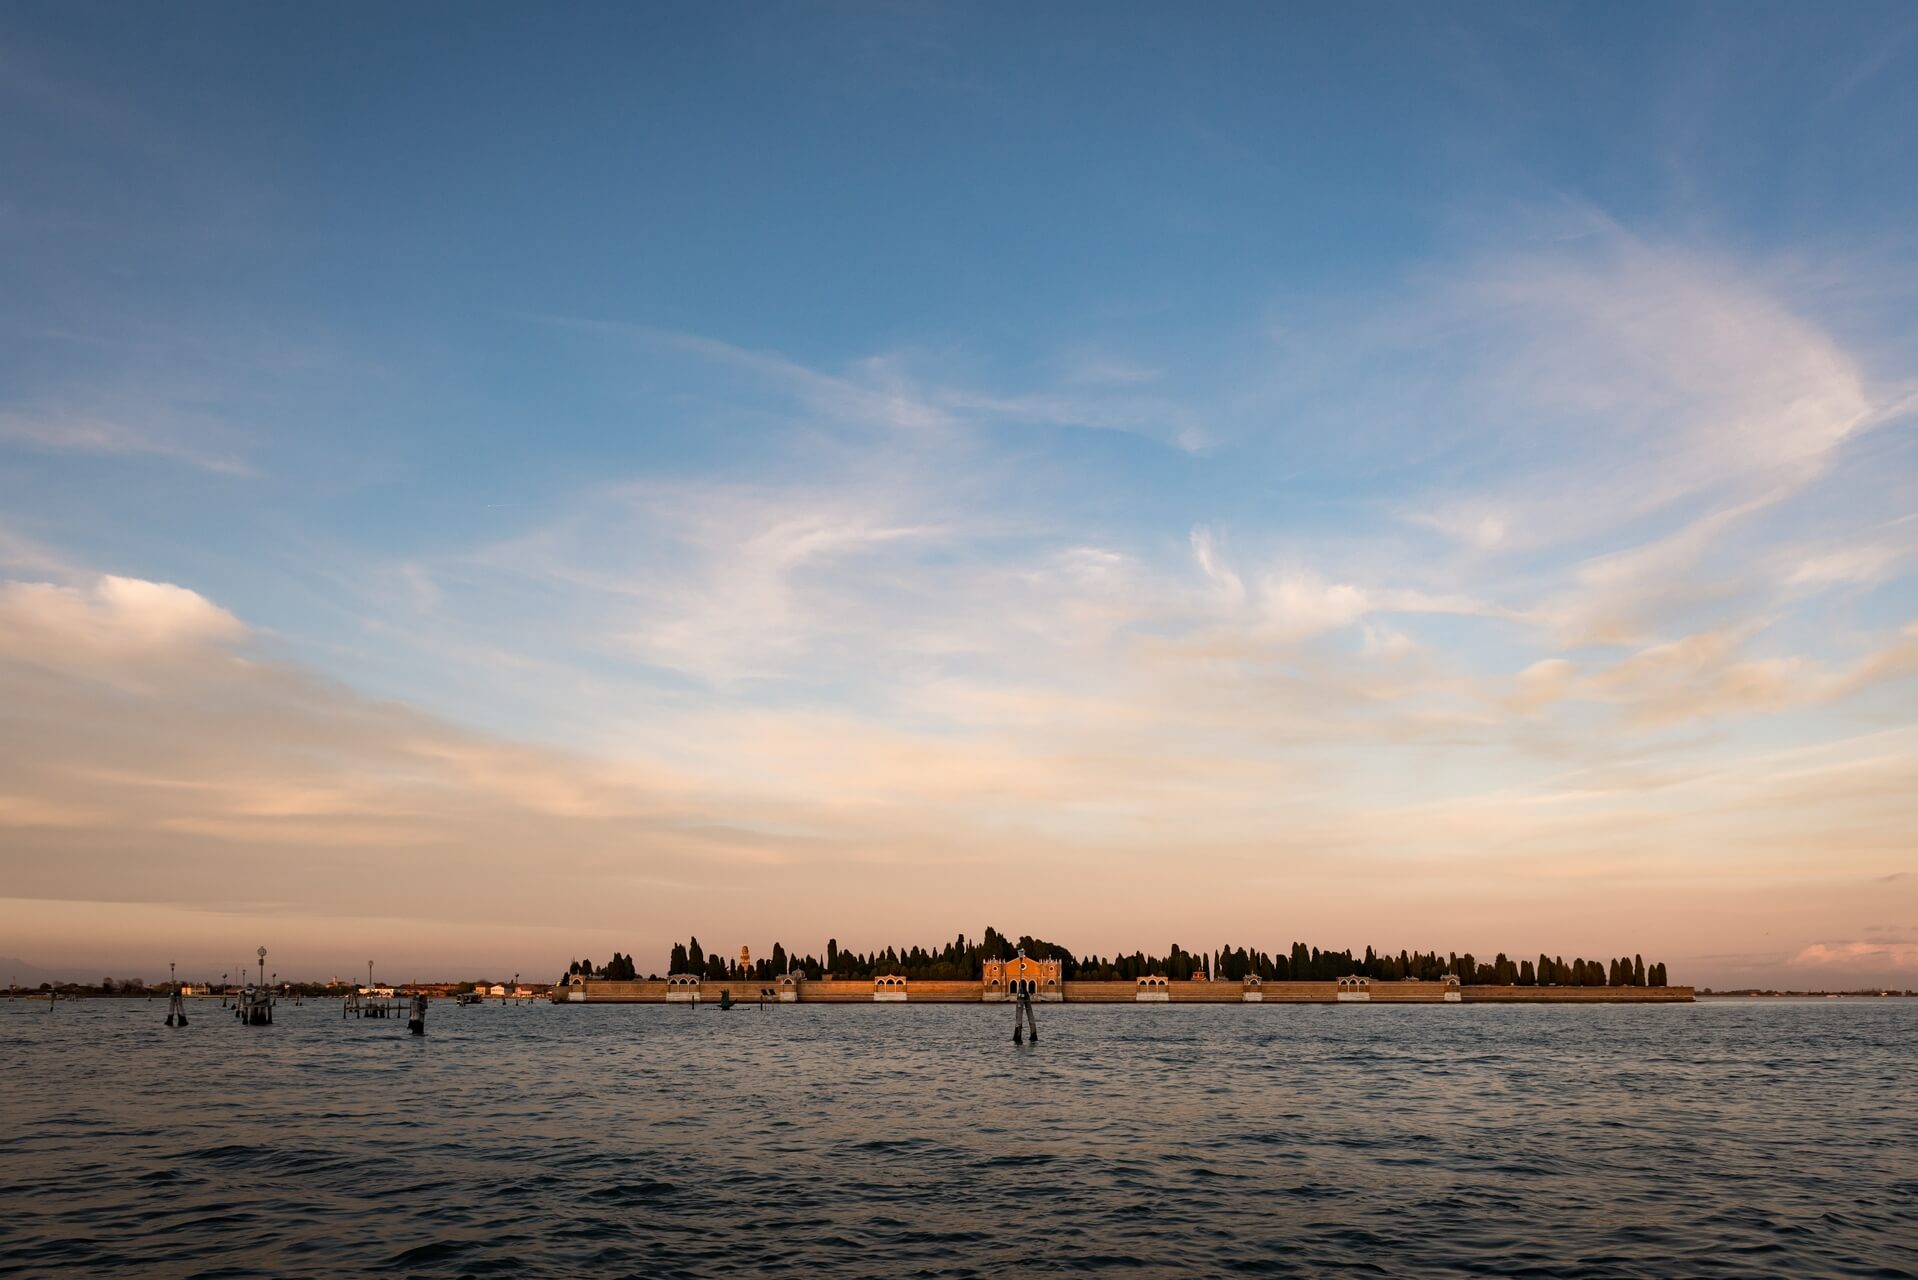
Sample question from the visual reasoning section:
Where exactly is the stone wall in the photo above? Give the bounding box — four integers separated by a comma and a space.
553, 977, 1695, 1004
1460, 985, 1695, 1003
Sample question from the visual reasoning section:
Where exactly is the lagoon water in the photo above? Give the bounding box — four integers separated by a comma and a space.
1, 997, 1912, 1278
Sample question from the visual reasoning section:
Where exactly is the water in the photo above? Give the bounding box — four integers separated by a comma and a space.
2, 998, 1912, 1278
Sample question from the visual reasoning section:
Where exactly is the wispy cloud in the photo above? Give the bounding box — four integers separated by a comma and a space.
1367, 233, 1886, 561
0, 411, 252, 475
524, 313, 1211, 453
1791, 941, 1918, 971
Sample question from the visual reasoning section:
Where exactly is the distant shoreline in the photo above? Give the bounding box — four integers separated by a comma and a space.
1697, 990, 1914, 999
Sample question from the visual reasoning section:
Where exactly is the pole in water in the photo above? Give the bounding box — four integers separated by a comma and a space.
1011, 986, 1039, 1043
165, 961, 183, 1027
407, 991, 427, 1035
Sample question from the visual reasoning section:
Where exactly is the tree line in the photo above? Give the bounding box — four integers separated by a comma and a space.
560, 928, 1670, 987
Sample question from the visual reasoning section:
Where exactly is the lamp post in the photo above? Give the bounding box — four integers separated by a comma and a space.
257, 947, 267, 989
368, 960, 374, 994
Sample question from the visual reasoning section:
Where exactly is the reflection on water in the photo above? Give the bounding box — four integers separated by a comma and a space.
2, 998, 1912, 1276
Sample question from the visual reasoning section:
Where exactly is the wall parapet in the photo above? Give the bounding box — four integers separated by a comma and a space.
549, 977, 1695, 1005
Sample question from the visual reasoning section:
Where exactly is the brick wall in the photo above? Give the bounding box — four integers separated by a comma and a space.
554, 977, 1695, 1004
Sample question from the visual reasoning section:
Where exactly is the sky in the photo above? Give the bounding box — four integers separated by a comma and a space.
1, 3, 1915, 988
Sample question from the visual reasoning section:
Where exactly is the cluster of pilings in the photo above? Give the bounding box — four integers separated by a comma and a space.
147, 952, 438, 1036
235, 987, 274, 1025
345, 992, 400, 1018
344, 990, 431, 1035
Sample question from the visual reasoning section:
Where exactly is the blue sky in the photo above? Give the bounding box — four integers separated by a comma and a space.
1, 3, 1915, 985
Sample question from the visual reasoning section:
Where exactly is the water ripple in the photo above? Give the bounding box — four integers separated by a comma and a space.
1, 999, 1914, 1277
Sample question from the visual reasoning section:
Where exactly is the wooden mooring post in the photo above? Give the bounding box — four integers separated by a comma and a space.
164, 962, 188, 1027
1012, 990, 1038, 1044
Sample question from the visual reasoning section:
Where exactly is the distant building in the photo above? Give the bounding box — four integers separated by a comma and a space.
1135, 974, 1171, 1002
739, 945, 751, 972
983, 950, 1062, 1000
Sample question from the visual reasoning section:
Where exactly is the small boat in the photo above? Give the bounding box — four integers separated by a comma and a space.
454, 992, 482, 1006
